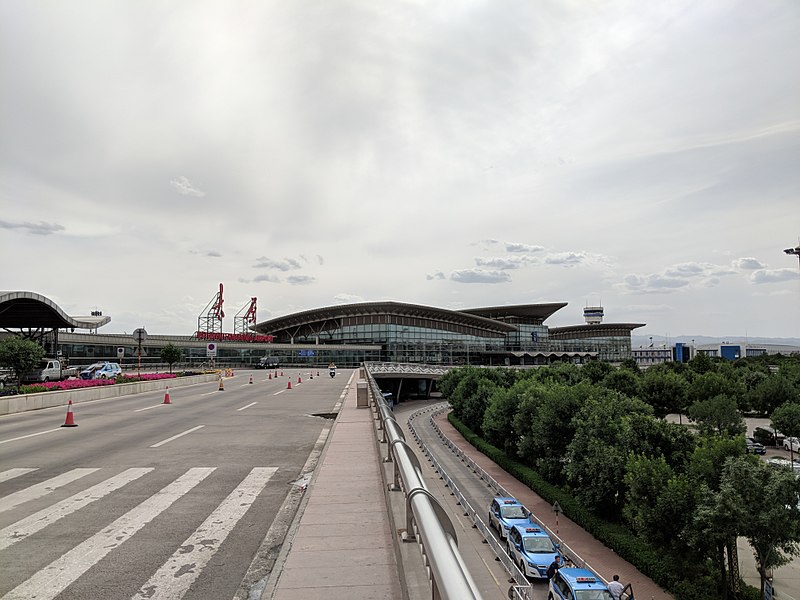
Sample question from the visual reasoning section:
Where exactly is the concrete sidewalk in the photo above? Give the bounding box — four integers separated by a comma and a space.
263, 374, 404, 600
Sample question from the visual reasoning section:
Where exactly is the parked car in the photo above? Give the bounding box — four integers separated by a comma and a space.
745, 437, 766, 455
784, 437, 800, 453
753, 426, 785, 447
80, 362, 106, 380
92, 362, 122, 380
488, 497, 531, 540
549, 567, 615, 600
506, 523, 562, 580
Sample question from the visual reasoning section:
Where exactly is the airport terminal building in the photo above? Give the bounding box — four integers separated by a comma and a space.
0, 292, 644, 369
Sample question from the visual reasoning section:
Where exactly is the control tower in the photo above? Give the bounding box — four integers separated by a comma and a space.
583, 305, 604, 325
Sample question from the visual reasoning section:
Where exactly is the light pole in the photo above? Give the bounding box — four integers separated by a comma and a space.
785, 242, 800, 336
785, 243, 800, 268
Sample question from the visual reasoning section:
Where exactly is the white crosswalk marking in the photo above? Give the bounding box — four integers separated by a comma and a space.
1, 467, 215, 600
132, 467, 278, 600
0, 467, 153, 551
0, 468, 38, 483
0, 468, 99, 514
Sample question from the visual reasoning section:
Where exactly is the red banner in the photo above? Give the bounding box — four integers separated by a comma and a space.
195, 331, 274, 343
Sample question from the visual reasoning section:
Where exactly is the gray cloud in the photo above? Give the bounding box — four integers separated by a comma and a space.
450, 269, 512, 284
545, 252, 587, 266
170, 176, 206, 197
206, 250, 222, 258
751, 268, 800, 284
426, 272, 446, 281
622, 273, 691, 292
475, 256, 536, 269
253, 274, 281, 283
254, 257, 302, 271
287, 275, 316, 285
505, 242, 545, 254
733, 257, 766, 270
333, 293, 363, 303
0, 220, 65, 235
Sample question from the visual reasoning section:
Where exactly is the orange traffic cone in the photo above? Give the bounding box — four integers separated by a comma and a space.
310, 373, 313, 379
61, 400, 78, 427
268, 372, 272, 380
316, 371, 320, 377
249, 375, 253, 384
219, 377, 225, 391
287, 380, 292, 390
163, 386, 171, 404
297, 376, 302, 384
280, 370, 284, 377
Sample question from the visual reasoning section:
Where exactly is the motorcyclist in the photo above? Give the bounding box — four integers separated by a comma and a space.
328, 362, 336, 378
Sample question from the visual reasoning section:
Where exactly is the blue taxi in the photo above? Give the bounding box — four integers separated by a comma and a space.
507, 523, 561, 579
488, 497, 531, 540
549, 567, 614, 600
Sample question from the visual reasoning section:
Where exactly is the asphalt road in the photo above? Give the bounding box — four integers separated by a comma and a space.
0, 368, 348, 600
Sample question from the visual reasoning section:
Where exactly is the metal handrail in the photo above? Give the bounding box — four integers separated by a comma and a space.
364, 368, 484, 600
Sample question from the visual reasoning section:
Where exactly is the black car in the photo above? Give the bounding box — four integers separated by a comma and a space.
753, 426, 785, 447
255, 357, 280, 369
745, 437, 766, 455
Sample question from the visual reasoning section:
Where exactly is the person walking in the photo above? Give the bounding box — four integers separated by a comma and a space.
608, 574, 624, 600
546, 555, 562, 581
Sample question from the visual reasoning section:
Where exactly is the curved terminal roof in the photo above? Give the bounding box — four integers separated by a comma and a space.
461, 302, 567, 322
0, 291, 111, 330
254, 301, 518, 336
548, 322, 645, 338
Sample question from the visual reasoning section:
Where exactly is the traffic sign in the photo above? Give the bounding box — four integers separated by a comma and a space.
133, 328, 148, 344
206, 343, 217, 357
117, 347, 125, 358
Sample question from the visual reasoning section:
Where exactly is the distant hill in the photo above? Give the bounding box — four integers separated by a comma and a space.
631, 334, 800, 348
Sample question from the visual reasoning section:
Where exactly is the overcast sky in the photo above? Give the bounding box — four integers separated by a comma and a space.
1, 1, 799, 339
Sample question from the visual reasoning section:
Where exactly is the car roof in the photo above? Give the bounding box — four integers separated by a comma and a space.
558, 567, 607, 589
511, 524, 548, 538
493, 496, 520, 505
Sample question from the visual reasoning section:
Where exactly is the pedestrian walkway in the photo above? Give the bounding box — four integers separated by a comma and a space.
432, 410, 674, 600
263, 374, 404, 600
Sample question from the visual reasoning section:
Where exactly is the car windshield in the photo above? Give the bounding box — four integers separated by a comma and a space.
575, 590, 613, 600
523, 537, 555, 553
501, 506, 527, 519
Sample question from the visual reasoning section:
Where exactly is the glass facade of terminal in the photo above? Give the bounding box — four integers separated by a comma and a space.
28, 303, 636, 370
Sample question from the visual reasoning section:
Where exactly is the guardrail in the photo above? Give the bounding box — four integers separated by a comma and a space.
405, 402, 614, 594
364, 368, 484, 600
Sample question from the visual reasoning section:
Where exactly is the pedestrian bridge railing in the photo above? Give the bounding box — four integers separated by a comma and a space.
363, 366, 484, 600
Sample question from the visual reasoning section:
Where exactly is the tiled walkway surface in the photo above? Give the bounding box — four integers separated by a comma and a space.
266, 376, 403, 600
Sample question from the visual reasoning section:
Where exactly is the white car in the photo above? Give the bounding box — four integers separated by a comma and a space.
784, 437, 800, 453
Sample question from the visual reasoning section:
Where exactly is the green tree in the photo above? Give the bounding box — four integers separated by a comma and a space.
687, 395, 745, 437
0, 337, 45, 388
639, 368, 689, 419
771, 402, 800, 466
159, 343, 183, 374
750, 375, 798, 416
717, 457, 800, 597
580, 360, 614, 384
601, 368, 640, 398
565, 390, 653, 518
689, 371, 744, 405
514, 381, 585, 483
481, 386, 519, 455
689, 351, 715, 375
